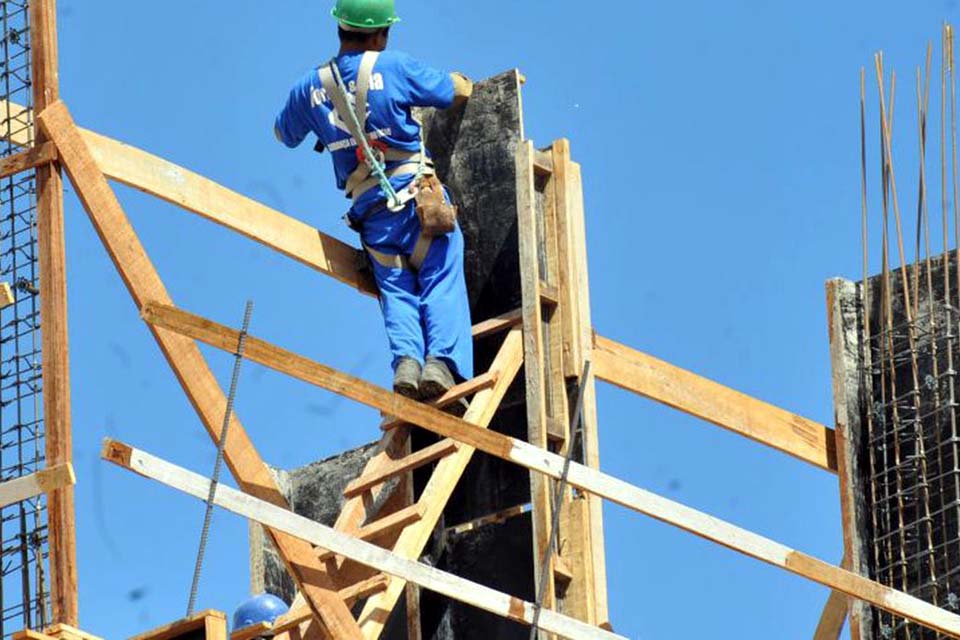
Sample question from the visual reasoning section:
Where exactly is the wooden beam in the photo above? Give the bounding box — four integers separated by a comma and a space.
37, 101, 362, 639
102, 440, 626, 640
560, 156, 609, 624
129, 610, 226, 640
516, 140, 558, 625
31, 0, 76, 625
141, 301, 960, 638
0, 100, 33, 147
379, 371, 498, 430
0, 142, 56, 180
343, 439, 460, 498
826, 279, 874, 640
41, 625, 104, 640
814, 576, 849, 640
471, 308, 523, 338
316, 504, 424, 562
0, 463, 75, 508
354, 328, 525, 637
12, 631, 55, 640
0, 100, 375, 297
593, 334, 839, 473
0, 281, 14, 309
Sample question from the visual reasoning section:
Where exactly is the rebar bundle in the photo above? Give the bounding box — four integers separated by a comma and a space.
0, 1, 49, 636
862, 25, 960, 640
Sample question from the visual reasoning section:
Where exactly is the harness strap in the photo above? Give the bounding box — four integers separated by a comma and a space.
318, 64, 357, 140
355, 51, 379, 134
363, 242, 411, 271
409, 233, 433, 271
349, 160, 433, 200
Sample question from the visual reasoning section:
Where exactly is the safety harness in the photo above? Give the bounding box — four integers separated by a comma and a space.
319, 52, 436, 271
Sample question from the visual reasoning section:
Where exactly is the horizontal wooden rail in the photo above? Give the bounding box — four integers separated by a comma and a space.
139, 301, 960, 638
0, 463, 75, 509
102, 440, 624, 640
2, 99, 376, 296
0, 142, 56, 180
593, 334, 838, 473
471, 309, 523, 338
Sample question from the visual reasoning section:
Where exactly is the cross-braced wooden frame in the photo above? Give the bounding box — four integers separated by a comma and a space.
9, 27, 958, 640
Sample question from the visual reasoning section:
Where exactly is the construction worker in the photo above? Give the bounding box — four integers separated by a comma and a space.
274, 0, 475, 405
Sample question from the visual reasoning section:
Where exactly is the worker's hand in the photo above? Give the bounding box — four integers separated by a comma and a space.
450, 72, 474, 106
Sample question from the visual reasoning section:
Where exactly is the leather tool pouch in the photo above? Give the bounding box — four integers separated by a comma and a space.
415, 174, 457, 236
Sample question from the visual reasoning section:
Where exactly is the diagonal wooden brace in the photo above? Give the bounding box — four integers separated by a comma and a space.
36, 100, 361, 640
102, 439, 626, 640
141, 300, 960, 639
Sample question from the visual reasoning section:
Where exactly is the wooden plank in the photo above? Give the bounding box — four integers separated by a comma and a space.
446, 504, 530, 535
0, 463, 75, 508
0, 100, 375, 297
593, 334, 839, 473
285, 328, 525, 637
317, 504, 424, 562
826, 278, 873, 640
129, 610, 225, 640
37, 101, 362, 639
0, 281, 15, 309
12, 631, 55, 640
31, 0, 76, 625
814, 580, 849, 640
340, 574, 389, 605
405, 583, 423, 640
0, 142, 56, 180
204, 613, 228, 640
552, 140, 582, 379
235, 577, 389, 640
516, 140, 557, 625
229, 623, 272, 640
343, 439, 460, 498
43, 625, 104, 640
102, 440, 626, 640
353, 329, 525, 637
140, 301, 960, 639
379, 371, 498, 430
565, 160, 609, 624
0, 100, 33, 147
471, 308, 523, 339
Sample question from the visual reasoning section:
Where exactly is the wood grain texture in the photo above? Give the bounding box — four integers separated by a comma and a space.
0, 142, 56, 180
0, 463, 74, 508
594, 334, 838, 472
138, 300, 960, 638
516, 140, 557, 623
283, 328, 524, 638
103, 441, 626, 640
825, 279, 874, 640
0, 99, 376, 297
39, 102, 362, 639
30, 0, 76, 624
128, 610, 226, 640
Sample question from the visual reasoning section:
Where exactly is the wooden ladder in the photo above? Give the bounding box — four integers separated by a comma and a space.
269, 323, 524, 640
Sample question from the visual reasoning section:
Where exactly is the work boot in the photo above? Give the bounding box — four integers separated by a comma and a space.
393, 357, 422, 399
419, 357, 456, 401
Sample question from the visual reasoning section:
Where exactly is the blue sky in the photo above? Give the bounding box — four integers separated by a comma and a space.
49, 1, 960, 638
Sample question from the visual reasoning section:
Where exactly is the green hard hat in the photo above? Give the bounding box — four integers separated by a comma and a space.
332, 0, 401, 30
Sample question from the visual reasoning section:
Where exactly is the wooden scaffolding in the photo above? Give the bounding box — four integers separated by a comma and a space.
11, 1, 960, 639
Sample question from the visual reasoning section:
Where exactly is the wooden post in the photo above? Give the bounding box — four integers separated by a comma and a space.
30, 0, 77, 625
826, 279, 874, 640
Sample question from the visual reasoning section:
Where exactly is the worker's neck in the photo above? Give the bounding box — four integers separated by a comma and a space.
339, 43, 374, 55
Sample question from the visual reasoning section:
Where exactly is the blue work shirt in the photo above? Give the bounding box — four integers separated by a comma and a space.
275, 50, 455, 216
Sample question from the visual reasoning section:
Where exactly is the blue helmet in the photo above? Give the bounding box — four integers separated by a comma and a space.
232, 593, 290, 630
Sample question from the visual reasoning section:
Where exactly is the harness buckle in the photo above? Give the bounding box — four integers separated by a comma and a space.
357, 138, 388, 168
